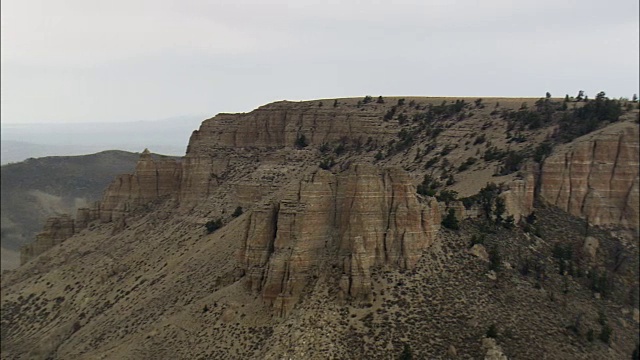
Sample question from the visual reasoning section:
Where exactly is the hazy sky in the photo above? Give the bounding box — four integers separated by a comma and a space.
2, 0, 638, 124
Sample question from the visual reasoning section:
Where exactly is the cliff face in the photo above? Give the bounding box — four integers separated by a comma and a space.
100, 149, 182, 222
5, 98, 639, 360
179, 102, 395, 204
539, 123, 639, 229
240, 164, 440, 316
20, 151, 182, 265
20, 215, 75, 264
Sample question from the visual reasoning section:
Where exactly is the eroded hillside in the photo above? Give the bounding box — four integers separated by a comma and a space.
0, 150, 178, 270
1, 95, 638, 359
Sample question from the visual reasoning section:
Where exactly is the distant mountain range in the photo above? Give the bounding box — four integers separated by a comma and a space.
0, 115, 206, 164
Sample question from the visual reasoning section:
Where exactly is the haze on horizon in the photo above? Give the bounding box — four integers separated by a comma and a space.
1, 0, 639, 125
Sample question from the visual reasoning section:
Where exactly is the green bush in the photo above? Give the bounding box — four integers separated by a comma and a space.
424, 157, 439, 169
295, 134, 309, 148
486, 324, 498, 338
319, 157, 336, 170
474, 134, 486, 145
599, 324, 612, 344
489, 247, 501, 271
436, 189, 458, 205
441, 208, 460, 230
205, 218, 223, 233
417, 174, 440, 196
399, 343, 413, 360
470, 233, 486, 247
231, 207, 243, 218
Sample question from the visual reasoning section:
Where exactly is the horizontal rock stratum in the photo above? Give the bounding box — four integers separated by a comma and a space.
6, 96, 639, 359
540, 122, 639, 229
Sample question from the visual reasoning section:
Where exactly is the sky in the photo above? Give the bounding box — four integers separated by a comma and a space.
1, 0, 639, 124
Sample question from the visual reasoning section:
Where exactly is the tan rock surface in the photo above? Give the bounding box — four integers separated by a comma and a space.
20, 215, 75, 264
539, 123, 639, 229
241, 165, 441, 315
3, 98, 638, 360
100, 150, 182, 222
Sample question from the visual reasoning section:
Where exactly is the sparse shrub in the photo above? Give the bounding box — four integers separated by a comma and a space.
363, 95, 373, 104
417, 174, 440, 197
499, 151, 525, 175
489, 247, 501, 271
446, 173, 455, 185
333, 99, 338, 107
519, 257, 531, 276
587, 329, 594, 342
424, 157, 439, 169
494, 197, 506, 223
440, 145, 453, 156
502, 215, 515, 229
294, 134, 308, 148
231, 206, 243, 218
441, 208, 460, 230
319, 157, 336, 170
436, 189, 458, 205
205, 218, 223, 233
377, 96, 384, 104
599, 324, 612, 345
399, 343, 413, 360
374, 151, 384, 161
383, 107, 397, 121
319, 142, 330, 153
458, 157, 477, 172
470, 233, 486, 247
483, 146, 506, 162
486, 324, 498, 338
474, 134, 486, 145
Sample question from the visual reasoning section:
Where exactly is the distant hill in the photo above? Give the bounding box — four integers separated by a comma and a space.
0, 115, 204, 164
0, 150, 179, 270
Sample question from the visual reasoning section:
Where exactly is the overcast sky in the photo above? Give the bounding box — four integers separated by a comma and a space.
1, 0, 638, 124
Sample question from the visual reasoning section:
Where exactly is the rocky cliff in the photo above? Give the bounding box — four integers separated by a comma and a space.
20, 215, 75, 265
4, 97, 639, 360
539, 122, 639, 229
241, 164, 440, 315
20, 150, 182, 265
99, 149, 182, 222
179, 101, 395, 204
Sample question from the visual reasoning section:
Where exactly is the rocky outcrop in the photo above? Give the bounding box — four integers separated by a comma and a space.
179, 102, 395, 203
539, 123, 639, 229
187, 101, 393, 150
20, 151, 182, 265
482, 337, 508, 360
20, 215, 75, 264
500, 171, 536, 223
240, 164, 440, 315
100, 149, 182, 222
75, 202, 101, 230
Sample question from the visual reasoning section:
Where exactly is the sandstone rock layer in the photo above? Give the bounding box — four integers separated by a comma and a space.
240, 164, 441, 315
539, 123, 639, 229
